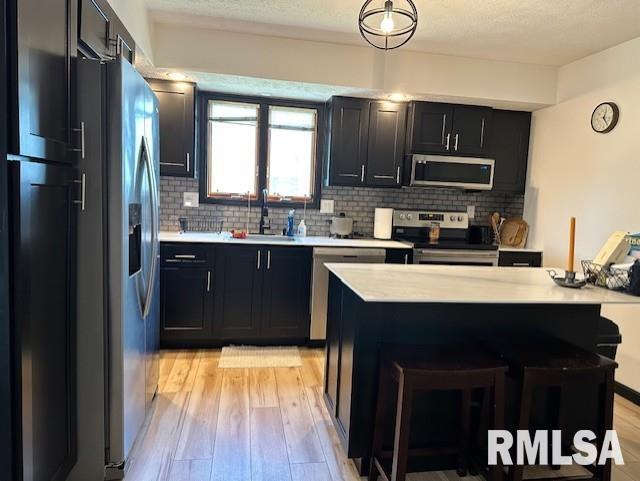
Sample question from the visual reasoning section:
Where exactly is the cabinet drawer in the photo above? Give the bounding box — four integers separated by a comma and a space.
161, 243, 213, 267
498, 250, 542, 267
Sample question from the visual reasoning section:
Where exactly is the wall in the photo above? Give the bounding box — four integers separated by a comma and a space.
161, 178, 524, 237
106, 0, 154, 62
524, 36, 640, 392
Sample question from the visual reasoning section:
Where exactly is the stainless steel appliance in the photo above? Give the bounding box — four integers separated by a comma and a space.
311, 247, 386, 340
392, 210, 498, 266
70, 58, 160, 481
410, 154, 495, 190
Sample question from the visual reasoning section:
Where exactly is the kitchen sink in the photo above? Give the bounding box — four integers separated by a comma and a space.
246, 234, 296, 242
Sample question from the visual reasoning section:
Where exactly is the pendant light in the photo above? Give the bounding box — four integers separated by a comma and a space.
359, 0, 418, 50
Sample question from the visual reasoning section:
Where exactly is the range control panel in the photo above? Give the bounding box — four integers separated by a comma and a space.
393, 210, 469, 229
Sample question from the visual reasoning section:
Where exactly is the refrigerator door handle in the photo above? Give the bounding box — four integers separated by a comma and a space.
141, 136, 159, 319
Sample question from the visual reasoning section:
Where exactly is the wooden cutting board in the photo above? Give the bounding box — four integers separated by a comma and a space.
500, 218, 529, 248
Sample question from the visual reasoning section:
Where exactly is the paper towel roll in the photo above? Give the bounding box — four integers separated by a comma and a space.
374, 208, 393, 239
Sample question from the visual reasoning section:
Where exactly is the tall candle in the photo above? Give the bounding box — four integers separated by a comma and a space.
568, 217, 576, 273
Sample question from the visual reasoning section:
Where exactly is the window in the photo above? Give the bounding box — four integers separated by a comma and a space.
201, 94, 323, 207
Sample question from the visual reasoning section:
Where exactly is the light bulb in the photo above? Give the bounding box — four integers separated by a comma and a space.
380, 11, 395, 34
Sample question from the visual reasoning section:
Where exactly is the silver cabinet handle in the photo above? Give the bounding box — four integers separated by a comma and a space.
338, 173, 358, 177
207, 271, 211, 292
267, 250, 271, 270
480, 118, 485, 148
373, 175, 394, 179
186, 153, 190, 172
404, 254, 409, 264
512, 262, 531, 267
396, 166, 401, 184
71, 122, 86, 159
72, 173, 86, 211
257, 250, 261, 270
454, 134, 459, 151
360, 165, 365, 182
445, 133, 451, 151
174, 254, 196, 259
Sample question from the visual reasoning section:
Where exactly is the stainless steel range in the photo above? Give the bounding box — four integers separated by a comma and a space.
392, 209, 498, 266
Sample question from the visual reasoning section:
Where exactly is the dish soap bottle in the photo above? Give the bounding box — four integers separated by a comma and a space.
297, 219, 307, 237
286, 209, 295, 237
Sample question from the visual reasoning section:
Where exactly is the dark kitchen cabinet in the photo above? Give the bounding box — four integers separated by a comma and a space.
327, 97, 406, 188
148, 79, 196, 178
366, 101, 406, 187
78, 0, 135, 63
327, 97, 370, 186
261, 246, 311, 339
213, 245, 263, 340
491, 109, 531, 194
407, 102, 492, 157
10, 0, 78, 162
385, 248, 413, 265
10, 159, 78, 481
498, 250, 542, 267
161, 268, 214, 342
406, 102, 453, 154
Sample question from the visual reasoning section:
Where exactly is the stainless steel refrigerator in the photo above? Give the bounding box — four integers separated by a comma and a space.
70, 57, 160, 481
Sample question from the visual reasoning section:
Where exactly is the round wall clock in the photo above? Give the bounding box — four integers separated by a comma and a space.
591, 102, 619, 133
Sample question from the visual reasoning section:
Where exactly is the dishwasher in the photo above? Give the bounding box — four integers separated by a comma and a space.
311, 247, 387, 341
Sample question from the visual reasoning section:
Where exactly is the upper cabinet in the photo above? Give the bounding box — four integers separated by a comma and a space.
78, 0, 135, 63
147, 79, 196, 178
10, 0, 78, 163
327, 97, 405, 188
490, 109, 531, 194
407, 102, 492, 157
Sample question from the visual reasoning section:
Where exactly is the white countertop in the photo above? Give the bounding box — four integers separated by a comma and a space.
159, 231, 410, 249
325, 264, 640, 304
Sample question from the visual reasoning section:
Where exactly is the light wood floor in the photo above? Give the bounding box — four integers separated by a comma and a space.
125, 348, 640, 481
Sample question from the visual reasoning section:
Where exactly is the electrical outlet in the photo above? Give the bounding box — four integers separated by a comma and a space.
183, 192, 199, 208
320, 199, 335, 214
467, 205, 476, 220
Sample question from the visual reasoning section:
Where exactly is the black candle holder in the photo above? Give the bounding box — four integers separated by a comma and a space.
547, 269, 587, 289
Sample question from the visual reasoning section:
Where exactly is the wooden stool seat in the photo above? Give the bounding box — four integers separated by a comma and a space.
369, 344, 508, 481
493, 339, 618, 481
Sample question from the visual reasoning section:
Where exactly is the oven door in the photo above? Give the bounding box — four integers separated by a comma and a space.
414, 248, 499, 266
411, 155, 494, 190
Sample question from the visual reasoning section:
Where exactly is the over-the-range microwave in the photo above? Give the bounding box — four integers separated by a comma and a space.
410, 154, 495, 190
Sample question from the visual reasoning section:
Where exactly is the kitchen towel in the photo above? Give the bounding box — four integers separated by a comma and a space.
374, 208, 393, 239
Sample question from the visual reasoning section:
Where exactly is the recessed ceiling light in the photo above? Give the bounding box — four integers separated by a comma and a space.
389, 93, 407, 102
167, 72, 188, 81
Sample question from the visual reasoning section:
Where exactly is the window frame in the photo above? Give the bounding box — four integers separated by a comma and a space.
198, 91, 325, 209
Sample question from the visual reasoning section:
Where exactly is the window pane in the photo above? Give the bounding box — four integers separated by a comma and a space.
267, 106, 317, 200
207, 100, 259, 197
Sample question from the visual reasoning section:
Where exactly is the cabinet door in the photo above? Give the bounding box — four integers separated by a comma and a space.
10, 160, 77, 481
78, 0, 111, 59
451, 106, 492, 156
213, 245, 263, 340
366, 101, 406, 187
491, 110, 531, 194
328, 97, 369, 186
261, 247, 312, 339
13, 0, 77, 162
148, 79, 196, 178
407, 102, 453, 154
160, 267, 213, 343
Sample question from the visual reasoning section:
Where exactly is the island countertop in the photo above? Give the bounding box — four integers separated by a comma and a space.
325, 264, 640, 304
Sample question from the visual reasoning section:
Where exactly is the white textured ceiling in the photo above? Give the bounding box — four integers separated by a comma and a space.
145, 0, 640, 66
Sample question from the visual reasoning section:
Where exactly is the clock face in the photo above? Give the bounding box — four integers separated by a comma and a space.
591, 102, 619, 133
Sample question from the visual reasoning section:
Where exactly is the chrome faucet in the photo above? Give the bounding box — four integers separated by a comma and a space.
259, 188, 271, 234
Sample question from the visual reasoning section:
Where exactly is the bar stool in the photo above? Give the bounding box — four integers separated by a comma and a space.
368, 344, 508, 481
495, 339, 617, 481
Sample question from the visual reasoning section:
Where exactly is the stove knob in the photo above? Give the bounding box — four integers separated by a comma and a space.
458, 215, 464, 222
399, 213, 405, 220
406, 213, 413, 220
450, 215, 456, 222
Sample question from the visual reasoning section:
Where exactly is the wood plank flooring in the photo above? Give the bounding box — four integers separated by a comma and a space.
126, 348, 640, 481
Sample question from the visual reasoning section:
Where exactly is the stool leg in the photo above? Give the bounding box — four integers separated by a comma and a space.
457, 388, 472, 477
391, 372, 413, 481
510, 372, 533, 481
470, 387, 491, 476
546, 386, 563, 470
595, 370, 615, 481
369, 363, 393, 481
490, 373, 505, 481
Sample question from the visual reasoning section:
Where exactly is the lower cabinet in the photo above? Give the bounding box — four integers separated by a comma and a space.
160, 243, 312, 345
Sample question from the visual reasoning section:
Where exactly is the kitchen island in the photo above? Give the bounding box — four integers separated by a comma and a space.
323, 264, 639, 474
